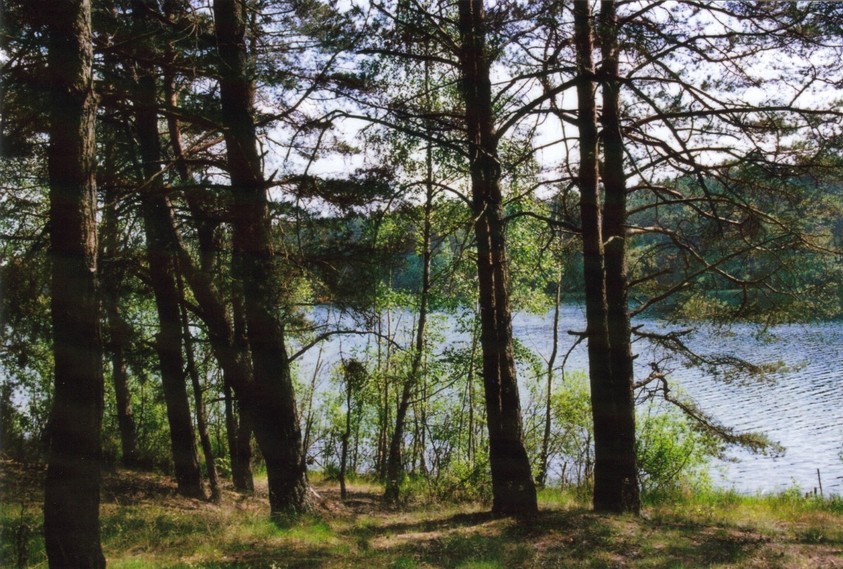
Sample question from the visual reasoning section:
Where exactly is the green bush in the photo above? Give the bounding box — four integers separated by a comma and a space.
636, 405, 718, 502
395, 459, 493, 506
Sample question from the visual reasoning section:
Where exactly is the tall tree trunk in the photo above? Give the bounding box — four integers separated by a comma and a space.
43, 0, 105, 565
213, 0, 310, 515
223, 381, 255, 492
170, 211, 257, 495
160, 7, 255, 491
375, 320, 390, 480
233, 401, 255, 491
301, 345, 323, 467
597, 0, 640, 514
573, 0, 637, 514
456, 0, 537, 517
101, 183, 140, 469
131, 0, 203, 498
162, 149, 257, 494
138, 180, 204, 497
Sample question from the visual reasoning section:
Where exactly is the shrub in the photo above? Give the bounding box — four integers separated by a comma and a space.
636, 404, 718, 502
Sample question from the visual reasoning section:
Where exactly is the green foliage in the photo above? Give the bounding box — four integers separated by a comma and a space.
0, 196, 54, 460
636, 405, 718, 502
0, 503, 42, 569
524, 371, 719, 499
131, 381, 175, 471
504, 200, 560, 314
628, 171, 843, 323
0, 384, 35, 460
522, 371, 594, 488
398, 458, 493, 506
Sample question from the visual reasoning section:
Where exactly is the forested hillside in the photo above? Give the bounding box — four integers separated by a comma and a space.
1, 1, 842, 567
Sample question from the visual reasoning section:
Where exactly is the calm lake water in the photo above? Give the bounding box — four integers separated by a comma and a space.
299, 305, 843, 496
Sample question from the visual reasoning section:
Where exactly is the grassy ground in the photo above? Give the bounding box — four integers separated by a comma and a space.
2, 460, 842, 568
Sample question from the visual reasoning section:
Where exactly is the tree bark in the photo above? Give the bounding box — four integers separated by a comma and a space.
573, 0, 640, 514
466, 318, 478, 465
43, 1, 106, 565
375, 324, 390, 480
456, 0, 537, 517
138, 178, 204, 497
158, 2, 256, 491
597, 0, 640, 514
229, 279, 256, 491
213, 0, 311, 515
573, 0, 613, 511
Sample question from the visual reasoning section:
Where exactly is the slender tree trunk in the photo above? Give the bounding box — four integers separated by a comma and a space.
213, 0, 310, 515
43, 1, 105, 565
174, 161, 257, 495
233, 404, 254, 491
384, 163, 433, 504
101, 183, 140, 469
162, 164, 257, 494
597, 0, 640, 514
537, 266, 563, 488
574, 0, 612, 510
138, 191, 204, 497
339, 379, 352, 500
223, 382, 238, 471
223, 380, 254, 492
466, 318, 478, 465
352, 405, 362, 473
179, 279, 221, 502
301, 345, 323, 467
417, 379, 428, 475
384, 371, 412, 501
228, 281, 255, 491
456, 0, 537, 517
376, 325, 390, 480
131, 0, 203, 497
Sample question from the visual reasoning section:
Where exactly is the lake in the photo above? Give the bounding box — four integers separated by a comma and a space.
298, 305, 843, 496
515, 307, 843, 496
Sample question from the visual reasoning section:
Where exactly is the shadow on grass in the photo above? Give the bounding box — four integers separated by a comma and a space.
109, 529, 342, 569
366, 511, 497, 536
195, 544, 335, 569
340, 507, 775, 569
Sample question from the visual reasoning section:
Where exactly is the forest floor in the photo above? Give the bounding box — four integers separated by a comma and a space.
1, 459, 842, 568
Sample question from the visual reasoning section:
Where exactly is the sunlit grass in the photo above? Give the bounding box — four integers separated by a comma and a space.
536, 485, 589, 510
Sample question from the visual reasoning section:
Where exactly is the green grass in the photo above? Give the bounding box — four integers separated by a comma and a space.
3, 471, 843, 569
